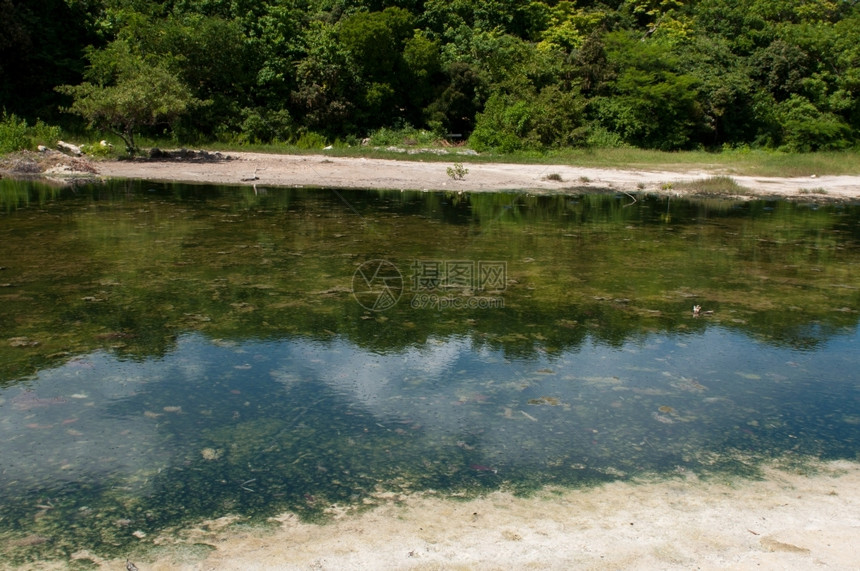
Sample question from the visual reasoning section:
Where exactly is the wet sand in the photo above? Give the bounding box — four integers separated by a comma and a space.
16, 460, 854, 570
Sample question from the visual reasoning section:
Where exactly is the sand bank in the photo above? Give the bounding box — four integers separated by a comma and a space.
35, 460, 858, 571
93, 151, 860, 201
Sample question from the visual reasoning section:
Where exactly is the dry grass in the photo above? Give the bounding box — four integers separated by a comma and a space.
674, 175, 753, 196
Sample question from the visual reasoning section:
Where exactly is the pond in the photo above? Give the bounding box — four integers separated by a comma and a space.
1, 179, 859, 564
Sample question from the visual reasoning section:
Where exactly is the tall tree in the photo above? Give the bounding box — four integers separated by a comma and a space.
590, 31, 705, 150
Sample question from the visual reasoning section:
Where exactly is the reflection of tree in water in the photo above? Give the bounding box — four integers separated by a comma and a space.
1, 179, 858, 370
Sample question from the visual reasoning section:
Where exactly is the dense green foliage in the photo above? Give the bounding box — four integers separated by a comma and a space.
0, 112, 61, 153
55, 40, 203, 154
2, 0, 860, 151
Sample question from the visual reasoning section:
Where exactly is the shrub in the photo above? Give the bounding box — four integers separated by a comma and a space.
775, 95, 850, 152
586, 126, 628, 149
239, 107, 293, 144
0, 112, 61, 153
29, 120, 61, 149
469, 87, 588, 153
468, 94, 533, 153
293, 131, 328, 149
0, 112, 31, 153
80, 141, 115, 157
367, 124, 439, 147
446, 163, 469, 180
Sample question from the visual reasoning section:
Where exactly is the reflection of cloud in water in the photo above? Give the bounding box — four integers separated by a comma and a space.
271, 327, 859, 468
3, 327, 855, 494
272, 335, 613, 464
0, 351, 173, 493
284, 336, 473, 405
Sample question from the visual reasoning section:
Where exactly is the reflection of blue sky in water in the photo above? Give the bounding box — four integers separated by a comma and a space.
0, 340, 225, 494
1, 326, 858, 496
0, 352, 167, 492
280, 326, 859, 469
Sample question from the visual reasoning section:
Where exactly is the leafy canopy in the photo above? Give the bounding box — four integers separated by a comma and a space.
1, 0, 856, 152
56, 40, 202, 155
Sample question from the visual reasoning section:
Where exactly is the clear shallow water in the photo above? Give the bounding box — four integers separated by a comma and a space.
0, 179, 858, 562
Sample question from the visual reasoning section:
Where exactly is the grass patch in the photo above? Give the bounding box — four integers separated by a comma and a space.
674, 176, 753, 196
446, 162, 469, 180
11, 125, 860, 178
365, 125, 442, 147
527, 147, 860, 177
287, 146, 860, 177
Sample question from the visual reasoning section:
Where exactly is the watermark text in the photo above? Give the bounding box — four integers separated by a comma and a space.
352, 259, 507, 311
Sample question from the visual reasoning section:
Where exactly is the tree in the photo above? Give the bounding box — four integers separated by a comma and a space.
292, 22, 359, 136
469, 85, 587, 152
5, 0, 855, 151
146, 13, 255, 140
679, 35, 759, 146
424, 61, 486, 136
402, 31, 443, 123
337, 7, 415, 127
56, 41, 201, 155
590, 32, 705, 150
774, 94, 850, 151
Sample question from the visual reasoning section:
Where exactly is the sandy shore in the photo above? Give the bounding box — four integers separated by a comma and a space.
36, 460, 857, 570
92, 151, 860, 200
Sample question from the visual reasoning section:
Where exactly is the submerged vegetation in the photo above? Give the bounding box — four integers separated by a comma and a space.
1, 179, 858, 377
0, 180, 858, 564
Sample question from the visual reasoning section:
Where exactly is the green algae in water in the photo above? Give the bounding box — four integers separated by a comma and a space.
0, 180, 858, 563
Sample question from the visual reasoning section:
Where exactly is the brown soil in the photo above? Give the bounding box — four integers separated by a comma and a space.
0, 149, 98, 181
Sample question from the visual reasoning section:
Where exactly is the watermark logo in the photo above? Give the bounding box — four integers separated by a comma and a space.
410, 293, 505, 310
351, 259, 506, 311
411, 260, 507, 292
352, 259, 404, 311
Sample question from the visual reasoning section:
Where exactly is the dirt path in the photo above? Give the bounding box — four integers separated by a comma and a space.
94, 151, 860, 200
